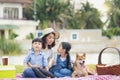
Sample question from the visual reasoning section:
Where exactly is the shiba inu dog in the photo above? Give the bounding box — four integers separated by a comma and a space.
72, 53, 96, 78
72, 53, 88, 77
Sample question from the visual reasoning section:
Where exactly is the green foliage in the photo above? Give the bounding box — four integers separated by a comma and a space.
67, 11, 82, 29
23, 0, 71, 29
0, 39, 21, 55
105, 0, 120, 28
9, 32, 18, 40
35, 0, 70, 22
79, 1, 103, 29
26, 33, 34, 39
36, 0, 71, 29
102, 30, 113, 39
23, 0, 103, 29
67, 1, 103, 29
102, 27, 120, 39
23, 6, 34, 20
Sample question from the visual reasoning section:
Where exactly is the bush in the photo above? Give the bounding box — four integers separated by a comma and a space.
9, 32, 18, 40
0, 39, 21, 55
102, 27, 120, 39
26, 33, 34, 39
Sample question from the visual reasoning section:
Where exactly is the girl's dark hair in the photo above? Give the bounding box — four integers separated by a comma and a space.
41, 32, 55, 49
32, 38, 42, 44
61, 42, 71, 69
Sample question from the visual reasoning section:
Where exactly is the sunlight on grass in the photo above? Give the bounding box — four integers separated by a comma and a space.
87, 64, 96, 71
15, 65, 24, 73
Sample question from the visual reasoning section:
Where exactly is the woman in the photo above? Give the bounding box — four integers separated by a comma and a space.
41, 28, 59, 63
22, 28, 59, 78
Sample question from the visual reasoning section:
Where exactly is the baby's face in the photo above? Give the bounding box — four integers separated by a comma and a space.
32, 42, 42, 51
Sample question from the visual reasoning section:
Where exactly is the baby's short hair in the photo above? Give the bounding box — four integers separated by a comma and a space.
32, 38, 42, 44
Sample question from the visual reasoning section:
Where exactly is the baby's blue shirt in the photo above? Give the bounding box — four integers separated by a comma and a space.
24, 50, 48, 67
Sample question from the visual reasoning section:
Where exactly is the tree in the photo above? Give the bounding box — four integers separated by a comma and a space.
105, 0, 120, 28
35, 0, 71, 29
23, 1, 103, 29
79, 1, 103, 29
102, 0, 120, 39
66, 1, 103, 29
23, 0, 71, 29
23, 6, 34, 20
66, 11, 82, 29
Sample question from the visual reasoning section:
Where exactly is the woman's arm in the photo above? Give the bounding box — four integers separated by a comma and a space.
51, 54, 57, 66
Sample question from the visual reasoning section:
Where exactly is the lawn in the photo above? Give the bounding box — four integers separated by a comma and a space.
15, 65, 25, 74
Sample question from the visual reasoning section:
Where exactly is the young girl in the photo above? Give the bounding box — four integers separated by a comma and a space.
49, 42, 73, 77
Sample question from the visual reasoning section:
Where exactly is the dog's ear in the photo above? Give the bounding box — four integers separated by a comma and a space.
83, 53, 86, 57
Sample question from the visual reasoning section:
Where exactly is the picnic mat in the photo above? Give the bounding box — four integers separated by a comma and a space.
1, 75, 120, 80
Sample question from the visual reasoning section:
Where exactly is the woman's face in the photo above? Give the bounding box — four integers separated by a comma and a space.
46, 33, 55, 46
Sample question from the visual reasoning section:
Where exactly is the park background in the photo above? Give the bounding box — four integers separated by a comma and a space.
0, 0, 120, 74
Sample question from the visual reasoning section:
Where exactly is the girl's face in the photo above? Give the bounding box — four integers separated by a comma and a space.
46, 33, 55, 46
32, 42, 42, 51
57, 43, 66, 56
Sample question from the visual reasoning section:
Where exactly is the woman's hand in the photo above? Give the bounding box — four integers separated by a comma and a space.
51, 60, 56, 65
28, 62, 41, 68
32, 64, 41, 68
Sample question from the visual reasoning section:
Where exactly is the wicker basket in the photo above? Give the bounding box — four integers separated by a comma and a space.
96, 47, 120, 76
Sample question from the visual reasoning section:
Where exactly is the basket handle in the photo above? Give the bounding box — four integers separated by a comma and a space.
98, 47, 120, 64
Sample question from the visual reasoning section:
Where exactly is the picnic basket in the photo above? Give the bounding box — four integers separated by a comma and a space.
96, 47, 120, 75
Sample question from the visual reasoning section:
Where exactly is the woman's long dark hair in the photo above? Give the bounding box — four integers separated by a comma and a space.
61, 42, 71, 69
41, 32, 55, 49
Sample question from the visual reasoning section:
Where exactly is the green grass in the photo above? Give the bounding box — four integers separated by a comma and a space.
87, 64, 96, 70
15, 65, 24, 73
